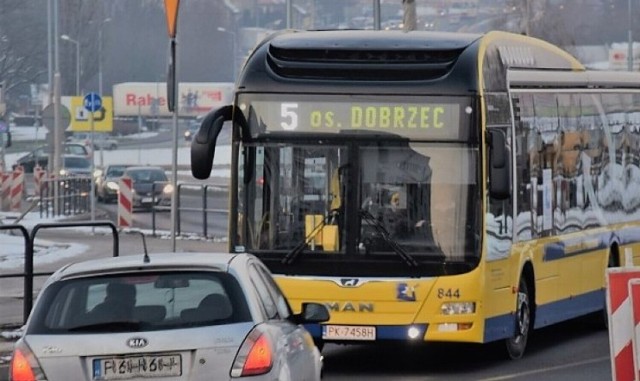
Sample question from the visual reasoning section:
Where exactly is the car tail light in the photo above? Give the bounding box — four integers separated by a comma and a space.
230, 327, 273, 377
10, 341, 47, 381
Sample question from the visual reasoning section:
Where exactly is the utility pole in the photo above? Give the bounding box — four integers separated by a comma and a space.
402, 0, 417, 32
628, 0, 633, 71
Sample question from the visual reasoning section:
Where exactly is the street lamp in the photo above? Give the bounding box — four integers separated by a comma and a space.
60, 34, 80, 95
98, 18, 111, 96
217, 27, 237, 79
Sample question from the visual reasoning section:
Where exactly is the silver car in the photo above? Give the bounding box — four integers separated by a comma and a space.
9, 252, 329, 381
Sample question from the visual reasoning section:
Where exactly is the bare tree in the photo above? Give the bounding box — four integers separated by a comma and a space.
0, 0, 47, 103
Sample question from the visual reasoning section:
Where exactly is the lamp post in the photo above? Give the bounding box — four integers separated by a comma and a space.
98, 18, 111, 96
217, 27, 237, 79
628, 0, 633, 71
60, 34, 80, 95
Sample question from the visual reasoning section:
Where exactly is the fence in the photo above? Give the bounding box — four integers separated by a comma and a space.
150, 183, 229, 238
0, 221, 119, 323
38, 176, 93, 218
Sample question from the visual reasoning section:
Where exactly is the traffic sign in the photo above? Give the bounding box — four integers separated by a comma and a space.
83, 92, 102, 113
42, 103, 71, 130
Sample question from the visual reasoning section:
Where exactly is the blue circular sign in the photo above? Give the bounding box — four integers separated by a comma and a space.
83, 92, 102, 113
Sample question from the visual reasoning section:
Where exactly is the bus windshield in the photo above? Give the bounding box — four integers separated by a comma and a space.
237, 140, 481, 270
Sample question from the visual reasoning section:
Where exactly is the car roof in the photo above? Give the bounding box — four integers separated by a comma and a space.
49, 252, 244, 283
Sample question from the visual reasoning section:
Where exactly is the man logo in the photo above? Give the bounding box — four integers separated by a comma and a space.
340, 278, 360, 287
126, 337, 148, 349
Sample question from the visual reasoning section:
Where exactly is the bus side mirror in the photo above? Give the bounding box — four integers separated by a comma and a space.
488, 129, 510, 200
191, 105, 233, 179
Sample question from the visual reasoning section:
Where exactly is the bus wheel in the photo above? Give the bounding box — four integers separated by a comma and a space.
597, 250, 617, 330
505, 278, 530, 360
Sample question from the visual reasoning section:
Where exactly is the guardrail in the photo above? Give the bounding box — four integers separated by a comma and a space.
150, 182, 228, 238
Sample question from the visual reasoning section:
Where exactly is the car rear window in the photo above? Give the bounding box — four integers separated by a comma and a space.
28, 271, 252, 334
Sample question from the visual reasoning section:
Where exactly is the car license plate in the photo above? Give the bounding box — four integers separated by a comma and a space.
92, 354, 182, 380
141, 197, 153, 203
322, 325, 376, 341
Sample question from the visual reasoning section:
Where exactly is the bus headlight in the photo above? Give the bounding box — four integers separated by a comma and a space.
441, 302, 476, 315
407, 326, 422, 339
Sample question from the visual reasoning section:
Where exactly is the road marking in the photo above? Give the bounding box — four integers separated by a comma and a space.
477, 356, 609, 381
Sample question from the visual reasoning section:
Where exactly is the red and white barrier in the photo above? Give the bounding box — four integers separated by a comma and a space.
629, 279, 640, 381
607, 265, 640, 381
33, 165, 46, 197
0, 172, 10, 211
10, 166, 24, 211
118, 176, 133, 228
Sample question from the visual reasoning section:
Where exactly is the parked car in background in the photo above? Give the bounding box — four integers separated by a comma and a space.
123, 166, 173, 210
96, 164, 129, 203
13, 143, 90, 172
9, 252, 329, 381
68, 132, 118, 150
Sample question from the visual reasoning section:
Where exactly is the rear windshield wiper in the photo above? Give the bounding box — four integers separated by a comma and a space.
359, 209, 418, 267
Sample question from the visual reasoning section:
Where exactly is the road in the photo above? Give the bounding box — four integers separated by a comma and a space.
321, 315, 611, 380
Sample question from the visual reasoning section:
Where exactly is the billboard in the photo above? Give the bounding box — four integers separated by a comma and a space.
112, 82, 234, 117
63, 96, 114, 132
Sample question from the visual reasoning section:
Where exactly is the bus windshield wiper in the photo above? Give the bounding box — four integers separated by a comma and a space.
281, 214, 330, 265
359, 209, 418, 267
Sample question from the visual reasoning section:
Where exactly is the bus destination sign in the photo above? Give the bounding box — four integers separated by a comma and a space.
248, 100, 465, 140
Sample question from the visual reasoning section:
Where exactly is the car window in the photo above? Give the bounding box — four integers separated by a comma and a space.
107, 167, 127, 177
248, 265, 279, 320
129, 170, 167, 183
66, 145, 87, 156
27, 271, 252, 333
64, 157, 90, 168
254, 264, 292, 319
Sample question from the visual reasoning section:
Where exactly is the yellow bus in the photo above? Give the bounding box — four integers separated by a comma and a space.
191, 30, 640, 358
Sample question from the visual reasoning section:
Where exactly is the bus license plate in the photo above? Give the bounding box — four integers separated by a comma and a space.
93, 354, 182, 380
322, 325, 376, 341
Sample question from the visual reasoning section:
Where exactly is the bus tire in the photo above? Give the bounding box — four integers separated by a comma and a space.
505, 277, 531, 360
596, 248, 618, 330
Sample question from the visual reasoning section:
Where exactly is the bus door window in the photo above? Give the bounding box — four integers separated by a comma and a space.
486, 125, 513, 261
533, 93, 560, 237
557, 94, 583, 229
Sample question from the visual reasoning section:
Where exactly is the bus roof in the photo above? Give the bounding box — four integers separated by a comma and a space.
238, 30, 584, 95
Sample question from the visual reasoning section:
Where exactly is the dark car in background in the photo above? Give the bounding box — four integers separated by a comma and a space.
59, 155, 92, 177
13, 143, 90, 172
184, 118, 201, 142
123, 166, 173, 210
96, 164, 129, 203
